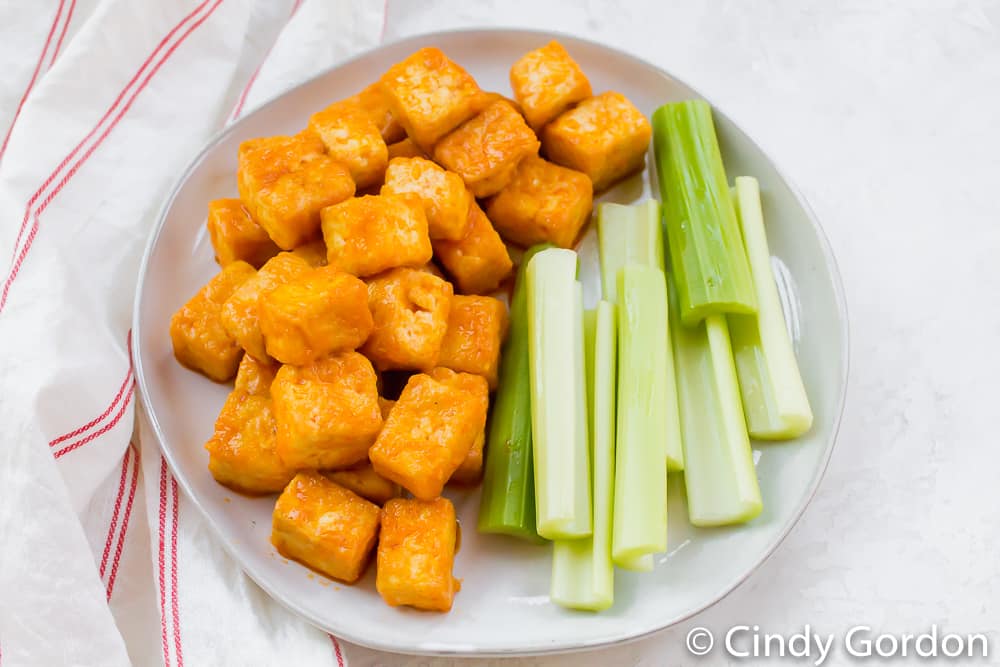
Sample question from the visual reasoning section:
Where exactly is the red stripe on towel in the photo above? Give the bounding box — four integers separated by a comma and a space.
0, 0, 225, 313
48, 0, 77, 67
0, 0, 66, 161
106, 444, 140, 600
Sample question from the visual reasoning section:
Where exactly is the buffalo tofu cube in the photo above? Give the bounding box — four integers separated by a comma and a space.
509, 41, 592, 131
379, 47, 485, 149
433, 202, 513, 295
206, 198, 279, 268
343, 82, 406, 144
541, 91, 652, 192
170, 261, 256, 381
290, 238, 328, 267
272, 472, 381, 583
428, 368, 490, 486
259, 267, 374, 365
437, 295, 509, 388
376, 497, 459, 611
237, 133, 355, 249
451, 430, 485, 485
418, 262, 446, 279
485, 155, 593, 249
481, 91, 524, 116
271, 352, 383, 469
234, 350, 279, 395
433, 100, 540, 198
220, 253, 311, 361
381, 157, 471, 240
205, 356, 294, 494
308, 102, 388, 190
386, 138, 427, 161
362, 268, 453, 372
324, 463, 400, 506
369, 370, 488, 499
321, 194, 432, 277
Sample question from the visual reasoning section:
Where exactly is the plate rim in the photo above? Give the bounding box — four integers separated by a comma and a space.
132, 26, 850, 657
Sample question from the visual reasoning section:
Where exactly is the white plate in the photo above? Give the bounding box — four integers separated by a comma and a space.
133, 29, 849, 657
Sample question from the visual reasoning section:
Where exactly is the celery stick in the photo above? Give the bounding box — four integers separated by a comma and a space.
729, 177, 813, 439
668, 273, 763, 526
652, 100, 757, 325
612, 265, 669, 564
616, 553, 653, 572
479, 244, 553, 540
526, 248, 592, 539
552, 302, 616, 611
597, 200, 664, 302
596, 200, 684, 471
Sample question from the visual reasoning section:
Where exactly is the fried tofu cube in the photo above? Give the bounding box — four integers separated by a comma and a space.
451, 430, 485, 485
234, 349, 279, 395
485, 155, 593, 249
541, 91, 652, 192
433, 202, 513, 295
206, 198, 280, 268
238, 133, 355, 249
509, 41, 593, 131
205, 356, 294, 494
272, 472, 381, 583
369, 370, 487, 499
344, 82, 406, 144
380, 47, 485, 149
290, 238, 328, 267
437, 295, 509, 388
362, 268, 453, 372
433, 101, 540, 198
427, 367, 490, 486
170, 261, 257, 381
430, 368, 490, 503
259, 267, 374, 365
481, 91, 524, 117
376, 497, 459, 611
308, 102, 388, 190
271, 352, 383, 469
321, 194, 432, 277
386, 137, 427, 161
428, 365, 489, 413
381, 157, 471, 240
418, 262, 446, 279
220, 253, 311, 361
324, 463, 400, 505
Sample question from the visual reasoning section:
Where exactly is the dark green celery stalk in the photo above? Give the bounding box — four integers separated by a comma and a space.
478, 244, 552, 541
652, 100, 757, 325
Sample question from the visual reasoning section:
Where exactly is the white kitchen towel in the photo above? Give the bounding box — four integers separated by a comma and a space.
0, 1, 385, 665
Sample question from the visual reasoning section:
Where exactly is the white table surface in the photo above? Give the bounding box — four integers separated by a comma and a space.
345, 1, 1000, 665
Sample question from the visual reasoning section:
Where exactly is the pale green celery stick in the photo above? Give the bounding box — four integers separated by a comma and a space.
612, 265, 669, 565
479, 244, 553, 540
596, 200, 684, 471
552, 302, 617, 611
652, 100, 757, 325
728, 177, 813, 439
616, 553, 654, 572
668, 273, 763, 526
597, 200, 664, 302
527, 248, 592, 539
